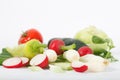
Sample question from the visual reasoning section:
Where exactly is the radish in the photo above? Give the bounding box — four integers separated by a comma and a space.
30, 54, 48, 69
43, 49, 57, 62
2, 57, 22, 68
48, 39, 76, 55
20, 57, 29, 67
71, 61, 88, 72
78, 46, 93, 56
63, 50, 80, 62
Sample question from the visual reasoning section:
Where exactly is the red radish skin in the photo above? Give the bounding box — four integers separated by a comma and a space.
78, 46, 93, 56
30, 54, 49, 69
72, 61, 88, 72
48, 39, 65, 55
72, 65, 88, 72
2, 57, 23, 68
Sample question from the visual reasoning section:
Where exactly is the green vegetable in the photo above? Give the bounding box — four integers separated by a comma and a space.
62, 38, 87, 50
0, 48, 13, 65
51, 62, 72, 70
6, 39, 47, 59
74, 26, 117, 62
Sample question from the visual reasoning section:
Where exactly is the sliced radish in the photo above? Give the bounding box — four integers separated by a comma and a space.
2, 57, 22, 68
30, 54, 48, 69
72, 61, 88, 72
43, 49, 57, 62
20, 57, 29, 67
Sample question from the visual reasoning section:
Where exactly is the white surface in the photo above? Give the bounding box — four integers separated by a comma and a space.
0, 0, 120, 80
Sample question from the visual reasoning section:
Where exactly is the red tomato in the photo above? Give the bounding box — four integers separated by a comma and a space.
18, 28, 43, 44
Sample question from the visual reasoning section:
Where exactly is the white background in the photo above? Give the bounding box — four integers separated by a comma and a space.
0, 0, 120, 80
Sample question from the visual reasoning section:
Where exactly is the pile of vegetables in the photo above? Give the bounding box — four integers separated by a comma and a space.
0, 27, 117, 73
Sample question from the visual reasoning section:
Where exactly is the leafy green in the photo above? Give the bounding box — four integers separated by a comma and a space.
74, 26, 117, 62
0, 48, 13, 65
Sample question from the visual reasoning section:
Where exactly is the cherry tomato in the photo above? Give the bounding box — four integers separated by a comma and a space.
18, 28, 43, 44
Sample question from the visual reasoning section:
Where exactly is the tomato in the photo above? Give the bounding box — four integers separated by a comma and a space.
18, 28, 43, 44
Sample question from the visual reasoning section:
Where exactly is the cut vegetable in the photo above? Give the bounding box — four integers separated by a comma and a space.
30, 54, 48, 69
2, 57, 22, 68
20, 57, 29, 67
63, 50, 80, 62
49, 65, 65, 73
72, 61, 88, 72
43, 49, 57, 62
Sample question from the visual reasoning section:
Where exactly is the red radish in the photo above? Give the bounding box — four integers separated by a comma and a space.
48, 39, 76, 55
72, 61, 88, 72
20, 57, 29, 67
30, 54, 48, 69
2, 57, 22, 68
78, 46, 93, 56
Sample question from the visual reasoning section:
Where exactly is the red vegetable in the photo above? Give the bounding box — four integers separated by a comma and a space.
18, 28, 43, 44
78, 46, 93, 56
48, 39, 76, 55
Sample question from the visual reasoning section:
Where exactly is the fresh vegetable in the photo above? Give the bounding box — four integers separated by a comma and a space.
48, 38, 76, 55
63, 50, 80, 62
74, 26, 116, 61
80, 54, 109, 72
0, 48, 13, 65
62, 38, 87, 50
49, 65, 65, 73
30, 54, 49, 69
7, 39, 47, 59
18, 28, 43, 44
78, 46, 93, 56
20, 57, 29, 67
71, 61, 88, 72
2, 57, 22, 68
51, 62, 72, 70
43, 49, 57, 63
48, 38, 87, 50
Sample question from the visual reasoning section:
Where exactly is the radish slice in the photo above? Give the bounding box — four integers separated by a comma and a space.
2, 57, 22, 68
30, 54, 48, 69
20, 57, 29, 67
72, 61, 88, 72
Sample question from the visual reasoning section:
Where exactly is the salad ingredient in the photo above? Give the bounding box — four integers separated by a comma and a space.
7, 39, 47, 59
20, 57, 29, 67
30, 54, 48, 69
28, 66, 43, 71
48, 38, 76, 55
62, 38, 87, 50
80, 54, 109, 72
48, 38, 87, 50
0, 48, 13, 65
72, 61, 88, 72
51, 62, 72, 70
18, 28, 43, 44
2, 57, 22, 68
78, 46, 93, 56
86, 60, 109, 72
43, 49, 57, 63
49, 65, 65, 73
74, 26, 115, 61
63, 50, 80, 62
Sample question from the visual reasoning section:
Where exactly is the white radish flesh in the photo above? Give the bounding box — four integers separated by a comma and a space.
30, 54, 48, 69
63, 50, 80, 62
43, 49, 57, 62
2, 57, 22, 68
20, 57, 29, 66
